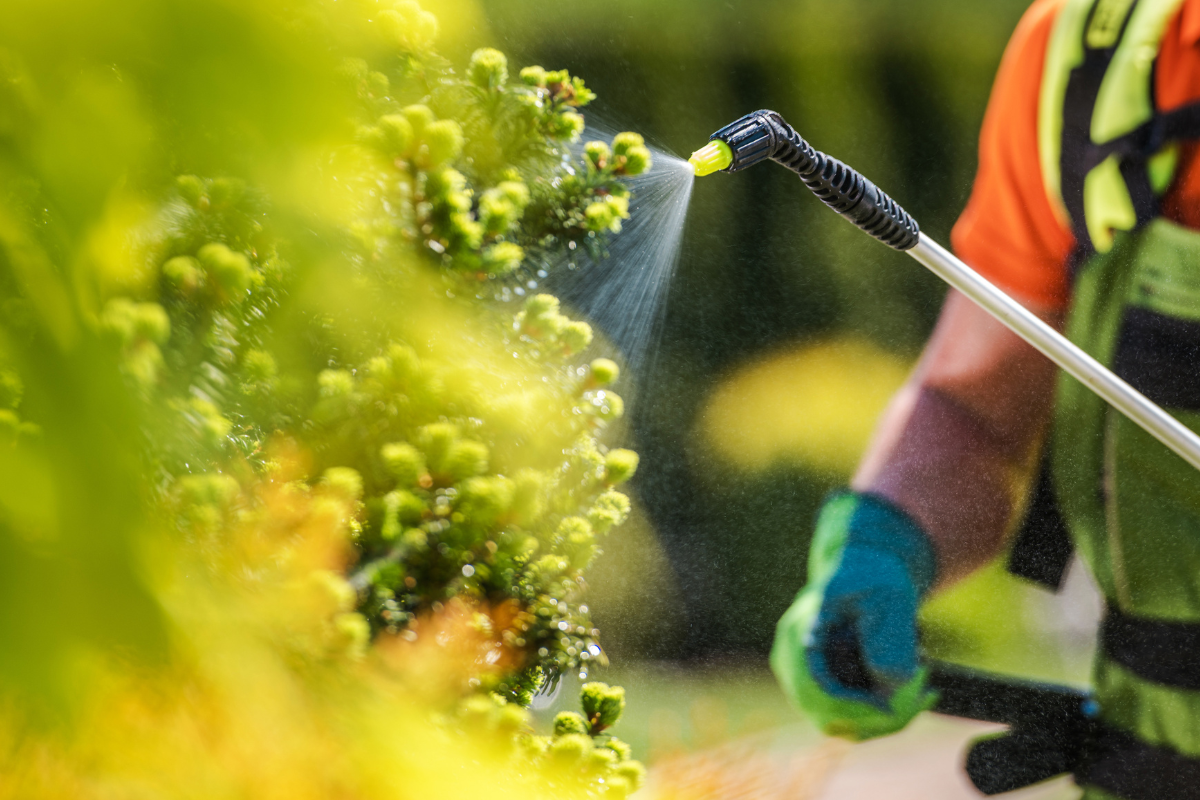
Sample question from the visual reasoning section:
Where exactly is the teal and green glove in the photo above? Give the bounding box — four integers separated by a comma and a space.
771, 491, 939, 740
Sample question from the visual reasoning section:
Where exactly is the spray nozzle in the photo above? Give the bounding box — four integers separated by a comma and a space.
688, 140, 733, 177
694, 109, 921, 251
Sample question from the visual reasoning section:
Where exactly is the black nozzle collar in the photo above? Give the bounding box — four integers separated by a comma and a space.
708, 110, 921, 251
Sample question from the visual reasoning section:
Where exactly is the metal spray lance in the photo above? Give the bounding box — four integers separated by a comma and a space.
689, 109, 1200, 474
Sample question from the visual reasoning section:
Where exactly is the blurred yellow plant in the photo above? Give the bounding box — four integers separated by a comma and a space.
0, 0, 655, 794
697, 338, 912, 477
0, 447, 584, 799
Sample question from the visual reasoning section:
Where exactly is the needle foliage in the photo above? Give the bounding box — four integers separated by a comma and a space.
0, 0, 649, 795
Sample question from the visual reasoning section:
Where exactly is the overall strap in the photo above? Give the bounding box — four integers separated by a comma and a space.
1060, 0, 1145, 260
1038, 0, 1200, 259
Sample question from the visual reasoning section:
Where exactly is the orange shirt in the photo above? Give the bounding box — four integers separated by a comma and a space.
951, 0, 1200, 310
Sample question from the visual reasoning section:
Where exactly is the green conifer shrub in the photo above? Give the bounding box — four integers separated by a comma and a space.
0, 0, 651, 793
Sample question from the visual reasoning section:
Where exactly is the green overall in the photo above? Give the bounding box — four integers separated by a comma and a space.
1040, 0, 1200, 795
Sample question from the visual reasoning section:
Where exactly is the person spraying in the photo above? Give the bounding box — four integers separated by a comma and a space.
692, 1, 1200, 797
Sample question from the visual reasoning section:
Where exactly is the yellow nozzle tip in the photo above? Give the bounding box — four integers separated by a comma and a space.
689, 140, 733, 177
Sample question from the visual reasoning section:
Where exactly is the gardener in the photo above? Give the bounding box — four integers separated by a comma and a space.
772, 0, 1200, 795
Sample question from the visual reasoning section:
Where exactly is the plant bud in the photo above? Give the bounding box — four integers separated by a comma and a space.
498, 180, 530, 207
585, 201, 619, 233
568, 536, 597, 571
378, 114, 413, 154
402, 104, 434, 136
133, 303, 170, 345
367, 71, 390, 98
551, 111, 585, 141
532, 554, 568, 582
557, 516, 592, 541
197, 242, 253, 299
584, 141, 610, 170
480, 195, 516, 236
597, 391, 624, 422
605, 194, 630, 218
548, 733, 592, 766
381, 442, 426, 486
415, 9, 438, 43
480, 181, 528, 235
163, 255, 204, 294
468, 48, 508, 90
519, 66, 547, 87
318, 369, 355, 398
366, 356, 391, 383
99, 298, 138, 346
569, 76, 597, 107
338, 57, 369, 81
588, 747, 618, 771
580, 682, 625, 732
588, 491, 631, 534
402, 528, 428, 552
444, 439, 489, 481
458, 476, 514, 527
482, 242, 524, 275
603, 449, 639, 485
495, 703, 530, 734
616, 760, 646, 790
242, 350, 277, 384
423, 119, 463, 168
523, 294, 559, 318
417, 422, 460, 473
603, 737, 633, 762
561, 321, 593, 354
605, 777, 631, 799
387, 343, 421, 380
386, 490, 426, 526
322, 467, 364, 503
175, 174, 206, 206
379, 3, 437, 50
177, 472, 240, 509
589, 358, 619, 386
553, 711, 588, 737
611, 132, 644, 157
620, 145, 652, 176
518, 734, 550, 758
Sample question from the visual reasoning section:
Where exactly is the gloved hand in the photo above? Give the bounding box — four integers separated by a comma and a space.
770, 491, 939, 740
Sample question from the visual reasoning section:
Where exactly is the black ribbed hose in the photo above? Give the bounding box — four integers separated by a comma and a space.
709, 109, 921, 251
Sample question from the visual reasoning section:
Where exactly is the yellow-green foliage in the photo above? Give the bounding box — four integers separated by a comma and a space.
0, 0, 649, 795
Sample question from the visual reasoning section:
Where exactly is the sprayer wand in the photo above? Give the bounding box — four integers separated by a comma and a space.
691, 109, 1200, 473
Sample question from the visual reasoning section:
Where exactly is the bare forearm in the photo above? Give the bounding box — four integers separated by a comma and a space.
852, 384, 1040, 587
850, 291, 1060, 589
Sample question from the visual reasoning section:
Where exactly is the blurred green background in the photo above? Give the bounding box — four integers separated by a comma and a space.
478, 0, 1063, 662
